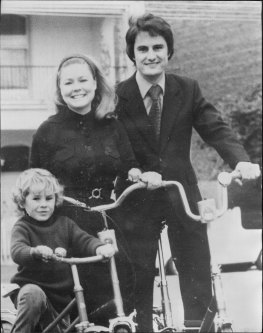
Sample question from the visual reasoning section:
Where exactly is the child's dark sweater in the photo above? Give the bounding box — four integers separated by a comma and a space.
10, 213, 103, 312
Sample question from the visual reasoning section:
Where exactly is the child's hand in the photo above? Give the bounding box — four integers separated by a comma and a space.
31, 245, 53, 262
96, 244, 115, 259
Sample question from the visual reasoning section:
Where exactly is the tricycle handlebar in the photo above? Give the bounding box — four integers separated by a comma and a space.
51, 254, 104, 265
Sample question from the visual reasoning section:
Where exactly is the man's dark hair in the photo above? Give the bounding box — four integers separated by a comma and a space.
126, 13, 174, 63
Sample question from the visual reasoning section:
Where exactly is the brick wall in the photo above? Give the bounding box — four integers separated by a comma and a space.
167, 19, 261, 103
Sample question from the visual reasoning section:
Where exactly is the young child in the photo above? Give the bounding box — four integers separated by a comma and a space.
10, 168, 115, 333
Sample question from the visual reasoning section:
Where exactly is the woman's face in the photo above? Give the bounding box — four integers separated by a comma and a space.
59, 62, 97, 115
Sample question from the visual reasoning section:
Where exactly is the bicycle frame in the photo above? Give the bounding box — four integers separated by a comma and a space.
62, 198, 138, 333
42, 254, 109, 333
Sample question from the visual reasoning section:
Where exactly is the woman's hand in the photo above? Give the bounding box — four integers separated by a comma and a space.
96, 244, 115, 259
128, 168, 142, 182
139, 171, 163, 190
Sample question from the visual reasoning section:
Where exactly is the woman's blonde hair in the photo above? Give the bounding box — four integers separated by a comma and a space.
12, 168, 64, 213
54, 54, 117, 119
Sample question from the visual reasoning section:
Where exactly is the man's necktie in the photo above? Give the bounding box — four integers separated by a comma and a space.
148, 85, 162, 140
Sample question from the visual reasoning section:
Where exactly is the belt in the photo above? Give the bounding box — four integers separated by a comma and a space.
66, 187, 112, 203
88, 188, 107, 200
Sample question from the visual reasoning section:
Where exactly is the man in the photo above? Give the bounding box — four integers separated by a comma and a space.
115, 14, 260, 332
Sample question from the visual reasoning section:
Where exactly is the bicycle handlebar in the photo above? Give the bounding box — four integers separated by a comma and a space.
63, 171, 244, 224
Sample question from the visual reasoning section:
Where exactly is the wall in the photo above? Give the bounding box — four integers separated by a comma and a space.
167, 19, 261, 102
26, 15, 102, 102
29, 15, 102, 66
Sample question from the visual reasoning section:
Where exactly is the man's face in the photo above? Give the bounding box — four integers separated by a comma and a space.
134, 31, 169, 83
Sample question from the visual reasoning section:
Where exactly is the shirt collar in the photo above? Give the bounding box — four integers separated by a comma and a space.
136, 71, 165, 99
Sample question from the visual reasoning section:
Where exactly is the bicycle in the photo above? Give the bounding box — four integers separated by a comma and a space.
67, 170, 260, 333
65, 172, 235, 332
1, 253, 110, 333
150, 170, 261, 333
1, 248, 135, 333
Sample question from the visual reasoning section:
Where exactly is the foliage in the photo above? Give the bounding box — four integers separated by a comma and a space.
192, 84, 262, 180
222, 84, 262, 165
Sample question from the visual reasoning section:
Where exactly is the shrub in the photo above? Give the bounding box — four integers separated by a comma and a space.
192, 84, 262, 180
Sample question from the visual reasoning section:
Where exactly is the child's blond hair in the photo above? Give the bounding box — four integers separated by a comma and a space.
12, 168, 64, 213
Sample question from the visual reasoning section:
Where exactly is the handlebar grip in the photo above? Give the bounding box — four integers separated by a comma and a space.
217, 171, 241, 187
63, 196, 88, 208
54, 247, 67, 258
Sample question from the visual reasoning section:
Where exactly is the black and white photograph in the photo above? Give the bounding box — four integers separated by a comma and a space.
1, 1, 262, 332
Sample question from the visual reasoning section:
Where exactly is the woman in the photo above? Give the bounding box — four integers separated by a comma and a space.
29, 54, 142, 326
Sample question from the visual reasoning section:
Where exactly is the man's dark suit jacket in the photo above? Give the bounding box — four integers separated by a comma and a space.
116, 73, 249, 196
114, 73, 251, 325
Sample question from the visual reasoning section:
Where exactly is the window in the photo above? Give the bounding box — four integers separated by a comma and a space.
0, 15, 28, 89
1, 14, 26, 35
1, 145, 30, 171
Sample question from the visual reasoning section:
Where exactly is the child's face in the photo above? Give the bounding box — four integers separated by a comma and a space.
22, 184, 56, 222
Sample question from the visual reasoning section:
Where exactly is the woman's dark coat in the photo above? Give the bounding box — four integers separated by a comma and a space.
29, 106, 138, 324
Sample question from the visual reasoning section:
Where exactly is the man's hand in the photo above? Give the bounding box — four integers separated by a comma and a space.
30, 245, 53, 262
139, 171, 162, 190
128, 168, 142, 182
96, 244, 115, 259
235, 162, 261, 183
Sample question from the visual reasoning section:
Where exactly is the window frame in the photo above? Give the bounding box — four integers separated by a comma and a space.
1, 15, 29, 90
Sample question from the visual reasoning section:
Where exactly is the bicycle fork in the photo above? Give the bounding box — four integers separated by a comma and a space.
97, 211, 136, 333
199, 262, 233, 332
158, 238, 174, 329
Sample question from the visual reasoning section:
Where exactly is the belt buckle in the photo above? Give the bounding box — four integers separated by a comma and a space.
89, 188, 102, 200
